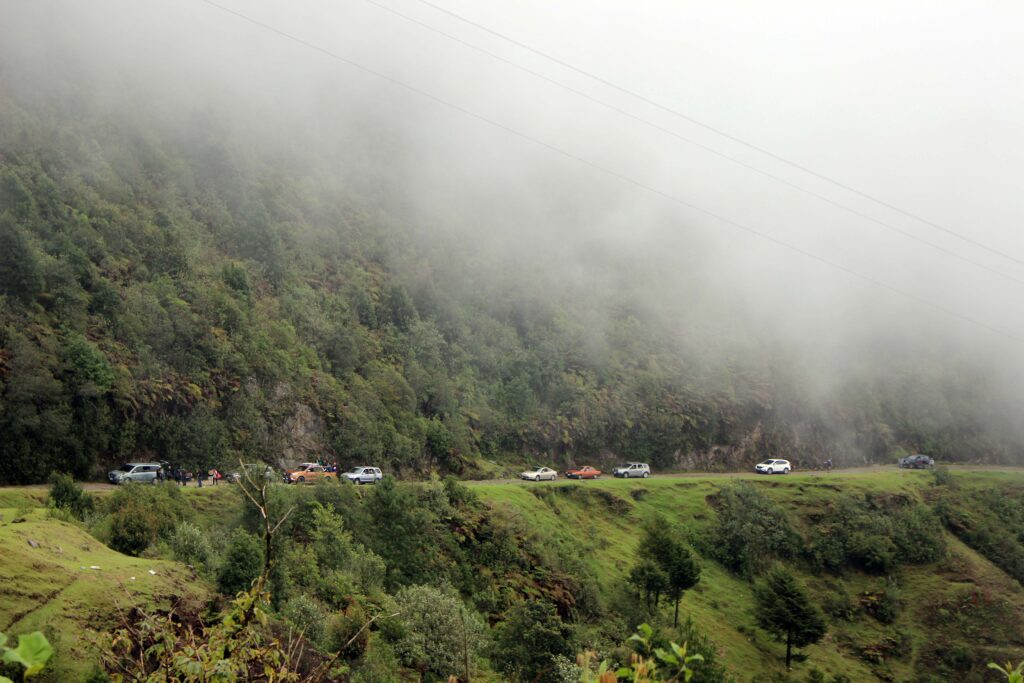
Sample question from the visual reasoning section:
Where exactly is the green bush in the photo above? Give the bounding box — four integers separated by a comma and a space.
891, 505, 946, 564
707, 483, 799, 575
931, 466, 956, 487
170, 521, 212, 569
326, 602, 373, 659
109, 503, 159, 556
216, 529, 264, 596
821, 580, 855, 621
491, 601, 574, 683
105, 482, 191, 540
860, 580, 901, 624
47, 472, 94, 519
809, 495, 945, 573
387, 584, 486, 680
281, 594, 327, 648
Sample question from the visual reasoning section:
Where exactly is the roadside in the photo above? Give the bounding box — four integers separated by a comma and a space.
2, 462, 1011, 493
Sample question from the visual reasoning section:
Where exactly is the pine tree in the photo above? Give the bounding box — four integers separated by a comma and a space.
753, 566, 827, 669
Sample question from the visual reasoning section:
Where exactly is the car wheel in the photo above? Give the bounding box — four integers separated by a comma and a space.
297, 476, 305, 483
643, 472, 649, 478
783, 468, 790, 474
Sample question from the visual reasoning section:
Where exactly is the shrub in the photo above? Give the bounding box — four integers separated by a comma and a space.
891, 505, 946, 564
931, 466, 955, 487
281, 594, 327, 648
809, 496, 945, 573
105, 482, 191, 540
170, 521, 212, 569
860, 580, 901, 624
707, 483, 799, 575
821, 580, 855, 621
326, 602, 372, 659
48, 472, 94, 519
109, 503, 159, 556
216, 529, 264, 596
387, 584, 486, 680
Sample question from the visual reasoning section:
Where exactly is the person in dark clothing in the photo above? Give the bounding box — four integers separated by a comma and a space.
197, 470, 205, 488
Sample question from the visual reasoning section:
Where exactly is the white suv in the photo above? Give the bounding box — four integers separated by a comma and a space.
342, 466, 383, 485
755, 459, 791, 475
612, 462, 650, 478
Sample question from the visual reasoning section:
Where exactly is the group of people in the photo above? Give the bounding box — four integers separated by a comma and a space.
162, 466, 225, 487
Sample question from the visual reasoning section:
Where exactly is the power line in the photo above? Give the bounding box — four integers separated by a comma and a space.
195, 0, 1023, 344
358, 0, 1024, 289
408, 0, 1024, 269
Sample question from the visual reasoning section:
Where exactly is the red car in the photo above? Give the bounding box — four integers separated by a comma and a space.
565, 466, 602, 480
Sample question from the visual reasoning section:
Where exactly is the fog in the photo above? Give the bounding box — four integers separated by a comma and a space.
3, 0, 1024, 397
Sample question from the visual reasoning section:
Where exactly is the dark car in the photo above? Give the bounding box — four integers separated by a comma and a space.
898, 454, 934, 469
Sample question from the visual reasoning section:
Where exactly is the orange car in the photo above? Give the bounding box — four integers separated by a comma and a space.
565, 465, 602, 480
286, 464, 337, 484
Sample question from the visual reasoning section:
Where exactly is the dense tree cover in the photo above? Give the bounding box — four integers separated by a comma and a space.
808, 494, 946, 573
2, 87, 1023, 485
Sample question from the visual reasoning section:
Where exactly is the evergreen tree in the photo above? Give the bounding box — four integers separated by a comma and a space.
636, 517, 701, 624
0, 217, 43, 305
753, 566, 827, 669
665, 542, 701, 627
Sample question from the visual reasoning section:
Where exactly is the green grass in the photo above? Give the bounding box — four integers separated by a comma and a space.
0, 507, 212, 681
5, 469, 1024, 680
473, 469, 1024, 680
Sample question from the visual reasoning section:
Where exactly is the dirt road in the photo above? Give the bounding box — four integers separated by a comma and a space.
3, 463, 1014, 493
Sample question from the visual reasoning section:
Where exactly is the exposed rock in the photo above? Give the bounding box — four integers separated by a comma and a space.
279, 403, 328, 467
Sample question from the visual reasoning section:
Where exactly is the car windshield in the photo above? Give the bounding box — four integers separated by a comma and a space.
347, 468, 363, 474
117, 464, 134, 472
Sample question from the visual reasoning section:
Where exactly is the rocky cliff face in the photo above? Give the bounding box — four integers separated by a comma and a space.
278, 403, 328, 468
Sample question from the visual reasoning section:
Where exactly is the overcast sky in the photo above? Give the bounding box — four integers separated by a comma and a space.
3, 0, 1023, 368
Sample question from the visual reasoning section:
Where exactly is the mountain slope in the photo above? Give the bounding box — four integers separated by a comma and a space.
1, 86, 1022, 484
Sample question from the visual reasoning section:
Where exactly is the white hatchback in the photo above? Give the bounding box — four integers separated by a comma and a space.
755, 459, 791, 474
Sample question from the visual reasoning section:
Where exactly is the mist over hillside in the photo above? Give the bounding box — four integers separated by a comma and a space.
2, 0, 1023, 482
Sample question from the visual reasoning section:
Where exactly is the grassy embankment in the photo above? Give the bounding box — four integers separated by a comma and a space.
0, 487, 235, 680
474, 468, 1024, 681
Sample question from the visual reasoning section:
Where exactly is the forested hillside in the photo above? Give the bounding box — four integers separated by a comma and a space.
1, 84, 1022, 484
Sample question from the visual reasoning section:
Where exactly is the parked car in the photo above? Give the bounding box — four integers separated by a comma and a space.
521, 467, 558, 481
565, 465, 602, 480
612, 462, 650, 478
108, 462, 164, 484
341, 466, 383, 485
898, 454, 935, 469
755, 459, 791, 474
286, 464, 337, 484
